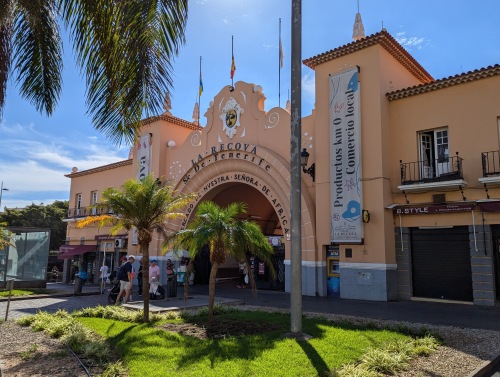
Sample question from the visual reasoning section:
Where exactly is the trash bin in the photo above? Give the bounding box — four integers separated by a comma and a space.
166, 275, 177, 298
74, 276, 83, 295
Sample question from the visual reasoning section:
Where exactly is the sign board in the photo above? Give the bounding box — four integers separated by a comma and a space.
329, 68, 363, 243
394, 203, 475, 215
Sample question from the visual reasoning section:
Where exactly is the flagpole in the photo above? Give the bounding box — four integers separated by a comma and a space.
231, 35, 234, 88
279, 18, 282, 108
198, 56, 202, 125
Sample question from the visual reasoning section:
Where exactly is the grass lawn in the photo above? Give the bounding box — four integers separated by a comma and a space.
77, 310, 414, 377
0, 288, 52, 297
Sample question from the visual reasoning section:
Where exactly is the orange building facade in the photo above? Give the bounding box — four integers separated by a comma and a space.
63, 30, 500, 306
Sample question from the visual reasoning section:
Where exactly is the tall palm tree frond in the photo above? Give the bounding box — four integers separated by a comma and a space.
76, 213, 115, 229
60, 0, 189, 145
12, 0, 62, 116
77, 174, 196, 323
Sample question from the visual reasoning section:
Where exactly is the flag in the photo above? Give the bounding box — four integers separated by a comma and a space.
230, 54, 236, 79
199, 68, 203, 97
279, 38, 284, 69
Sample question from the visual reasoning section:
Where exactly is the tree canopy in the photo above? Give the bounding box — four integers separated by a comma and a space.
77, 174, 196, 322
171, 201, 275, 321
0, 200, 68, 251
0, 0, 188, 144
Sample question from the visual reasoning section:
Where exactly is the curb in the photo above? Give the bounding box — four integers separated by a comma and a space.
468, 350, 500, 377
0, 291, 101, 302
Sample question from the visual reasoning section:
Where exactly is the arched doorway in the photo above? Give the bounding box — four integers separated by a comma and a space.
171, 146, 316, 294
189, 182, 285, 290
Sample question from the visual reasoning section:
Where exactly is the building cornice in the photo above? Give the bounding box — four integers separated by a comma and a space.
65, 159, 133, 178
141, 113, 202, 131
303, 29, 434, 84
386, 64, 500, 101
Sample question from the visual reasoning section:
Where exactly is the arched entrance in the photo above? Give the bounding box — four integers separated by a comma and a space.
170, 146, 317, 294
193, 182, 285, 289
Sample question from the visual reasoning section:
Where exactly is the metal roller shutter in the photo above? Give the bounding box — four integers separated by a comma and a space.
411, 226, 472, 302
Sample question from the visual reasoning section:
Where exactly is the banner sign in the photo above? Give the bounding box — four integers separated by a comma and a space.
330, 69, 363, 243
136, 133, 152, 181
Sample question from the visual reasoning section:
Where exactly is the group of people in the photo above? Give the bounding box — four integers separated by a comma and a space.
102, 256, 176, 305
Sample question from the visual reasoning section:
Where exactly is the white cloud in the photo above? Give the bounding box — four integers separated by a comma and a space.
1, 198, 67, 210
302, 70, 315, 106
0, 121, 128, 207
395, 32, 427, 50
1, 160, 70, 192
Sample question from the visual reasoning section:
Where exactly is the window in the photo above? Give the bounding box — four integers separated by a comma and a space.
418, 128, 449, 179
76, 193, 82, 216
91, 191, 98, 215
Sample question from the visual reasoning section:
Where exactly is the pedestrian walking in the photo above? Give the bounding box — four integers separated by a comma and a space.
115, 255, 135, 304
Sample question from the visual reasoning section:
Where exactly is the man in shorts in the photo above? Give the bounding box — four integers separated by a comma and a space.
116, 255, 135, 304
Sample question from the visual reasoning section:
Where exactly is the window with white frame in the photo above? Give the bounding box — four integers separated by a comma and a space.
76, 193, 82, 216
418, 128, 449, 179
91, 191, 98, 215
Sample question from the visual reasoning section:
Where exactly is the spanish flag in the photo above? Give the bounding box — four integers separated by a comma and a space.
230, 53, 236, 79
199, 67, 203, 97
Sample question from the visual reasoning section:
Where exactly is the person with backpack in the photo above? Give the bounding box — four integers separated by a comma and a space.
115, 255, 135, 305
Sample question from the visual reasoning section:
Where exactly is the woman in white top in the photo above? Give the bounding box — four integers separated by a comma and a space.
99, 263, 109, 294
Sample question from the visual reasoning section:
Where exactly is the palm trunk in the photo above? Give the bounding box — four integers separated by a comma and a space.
207, 261, 219, 322
141, 243, 150, 323
183, 258, 194, 304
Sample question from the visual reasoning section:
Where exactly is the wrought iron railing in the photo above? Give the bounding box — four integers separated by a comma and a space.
66, 206, 112, 218
481, 150, 500, 177
400, 154, 463, 185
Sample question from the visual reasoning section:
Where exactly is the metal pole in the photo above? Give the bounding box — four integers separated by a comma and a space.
290, 0, 303, 335
279, 18, 282, 108
0, 181, 7, 210
4, 279, 14, 321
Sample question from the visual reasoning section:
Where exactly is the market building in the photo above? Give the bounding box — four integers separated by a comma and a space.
61, 24, 500, 306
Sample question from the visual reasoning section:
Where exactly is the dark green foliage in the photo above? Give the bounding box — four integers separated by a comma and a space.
0, 200, 68, 250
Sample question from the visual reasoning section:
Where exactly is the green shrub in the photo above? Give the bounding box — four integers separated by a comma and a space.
412, 335, 439, 356
99, 360, 128, 377
61, 324, 93, 353
383, 339, 414, 357
16, 314, 36, 326
361, 348, 410, 375
82, 341, 109, 364
334, 363, 381, 377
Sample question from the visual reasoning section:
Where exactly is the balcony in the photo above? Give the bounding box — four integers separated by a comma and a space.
398, 153, 467, 192
479, 150, 500, 186
65, 205, 113, 220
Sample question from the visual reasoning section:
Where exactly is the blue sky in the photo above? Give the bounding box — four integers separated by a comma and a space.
1, 0, 500, 209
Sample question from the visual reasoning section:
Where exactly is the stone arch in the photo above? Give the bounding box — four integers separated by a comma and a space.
170, 146, 316, 261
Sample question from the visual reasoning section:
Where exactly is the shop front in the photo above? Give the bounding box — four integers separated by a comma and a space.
394, 203, 497, 305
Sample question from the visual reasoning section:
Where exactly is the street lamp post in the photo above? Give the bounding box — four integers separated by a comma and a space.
0, 181, 9, 211
287, 0, 310, 340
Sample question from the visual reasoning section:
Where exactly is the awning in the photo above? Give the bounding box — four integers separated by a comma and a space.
58, 245, 97, 259
478, 200, 500, 212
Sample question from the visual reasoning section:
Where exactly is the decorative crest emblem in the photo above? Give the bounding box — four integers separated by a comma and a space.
219, 97, 243, 139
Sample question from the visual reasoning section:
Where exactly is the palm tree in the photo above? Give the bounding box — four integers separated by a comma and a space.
0, 0, 188, 144
171, 201, 275, 322
77, 174, 196, 322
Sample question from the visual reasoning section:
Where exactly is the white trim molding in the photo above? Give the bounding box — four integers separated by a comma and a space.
340, 262, 397, 270
283, 260, 327, 267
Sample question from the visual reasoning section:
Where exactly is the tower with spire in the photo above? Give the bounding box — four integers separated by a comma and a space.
352, 0, 365, 41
